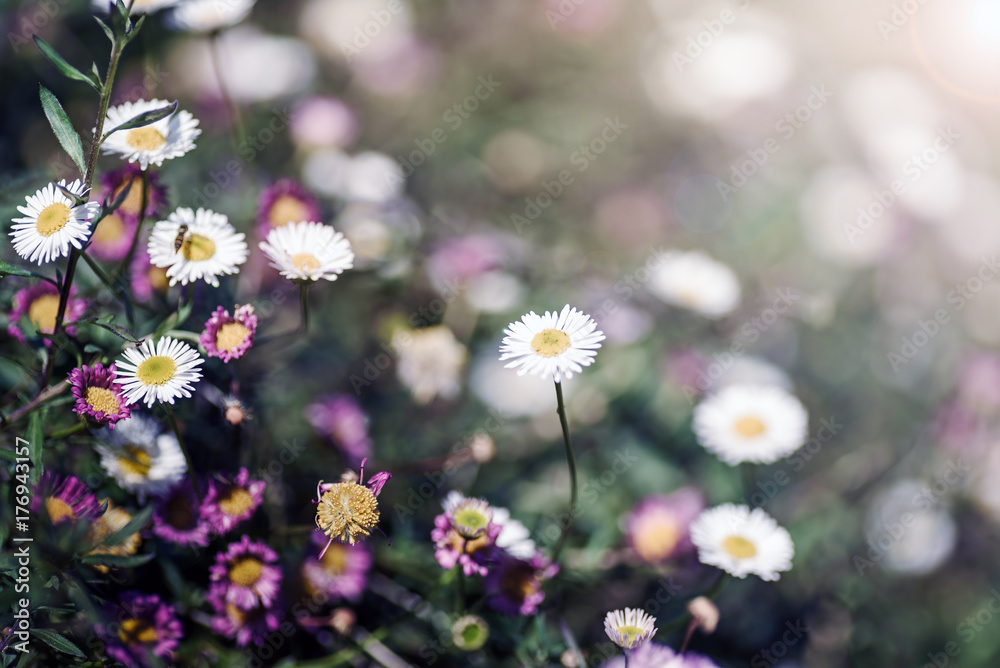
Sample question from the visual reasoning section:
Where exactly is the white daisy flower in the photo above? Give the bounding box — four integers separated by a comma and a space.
693, 384, 808, 466
603, 607, 657, 650
10, 180, 100, 265
116, 337, 204, 407
91, 0, 182, 13
96, 414, 186, 499
168, 0, 255, 32
101, 99, 201, 169
689, 503, 794, 581
499, 304, 605, 383
442, 492, 536, 558
395, 326, 467, 405
147, 207, 248, 287
258, 221, 354, 282
648, 250, 741, 318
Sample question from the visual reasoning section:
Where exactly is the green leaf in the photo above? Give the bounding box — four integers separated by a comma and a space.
101, 505, 152, 547
0, 448, 17, 463
33, 37, 100, 92
80, 552, 155, 568
103, 101, 178, 140
111, 0, 130, 37
127, 14, 147, 41
31, 629, 85, 658
94, 16, 115, 44
39, 86, 86, 177
0, 259, 35, 279
27, 411, 43, 486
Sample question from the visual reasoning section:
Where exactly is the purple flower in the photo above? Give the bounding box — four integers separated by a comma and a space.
485, 552, 558, 616
8, 282, 86, 346
200, 468, 266, 534
31, 472, 100, 526
432, 513, 502, 577
625, 487, 705, 565
98, 163, 167, 220
152, 480, 211, 547
209, 535, 283, 610
599, 643, 720, 668
129, 248, 170, 302
102, 592, 184, 668
89, 210, 140, 262
302, 532, 372, 601
200, 304, 258, 362
206, 587, 283, 647
305, 394, 373, 465
69, 363, 131, 429
256, 179, 321, 238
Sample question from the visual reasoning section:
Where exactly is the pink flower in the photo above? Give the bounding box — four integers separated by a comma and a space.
200, 304, 258, 362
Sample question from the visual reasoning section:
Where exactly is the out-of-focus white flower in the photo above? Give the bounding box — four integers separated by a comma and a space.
395, 326, 467, 404
865, 480, 957, 576
648, 250, 740, 318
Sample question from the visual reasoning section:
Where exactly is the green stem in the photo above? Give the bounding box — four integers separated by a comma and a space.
164, 404, 202, 501
1, 381, 70, 430
299, 283, 310, 333
111, 169, 149, 285
48, 420, 91, 440
550, 380, 578, 565
741, 463, 757, 501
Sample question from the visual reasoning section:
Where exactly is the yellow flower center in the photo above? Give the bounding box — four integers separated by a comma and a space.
114, 176, 148, 216
632, 519, 681, 563
85, 386, 120, 416
148, 266, 169, 293
269, 195, 310, 228
733, 416, 767, 438
182, 233, 216, 262
530, 328, 571, 357
93, 213, 125, 244
453, 507, 489, 537
321, 542, 348, 574
27, 294, 60, 334
218, 487, 255, 516
216, 322, 250, 353
45, 496, 76, 524
87, 505, 141, 572
500, 562, 536, 602
36, 202, 71, 236
722, 535, 758, 559
117, 445, 153, 478
126, 127, 166, 151
118, 618, 158, 645
613, 625, 646, 648
229, 557, 264, 587
316, 482, 380, 545
136, 355, 176, 386
226, 603, 248, 625
291, 253, 321, 272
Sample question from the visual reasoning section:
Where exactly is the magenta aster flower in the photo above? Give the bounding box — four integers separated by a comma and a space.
200, 468, 266, 534
8, 282, 86, 346
129, 247, 170, 302
485, 553, 558, 616
432, 512, 502, 577
200, 304, 258, 362
302, 532, 372, 602
625, 487, 705, 565
599, 644, 720, 668
206, 586, 283, 647
88, 209, 140, 262
304, 394, 373, 465
255, 178, 321, 238
209, 535, 283, 610
102, 592, 184, 668
31, 471, 100, 526
152, 480, 211, 547
69, 363, 131, 429
98, 163, 168, 221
